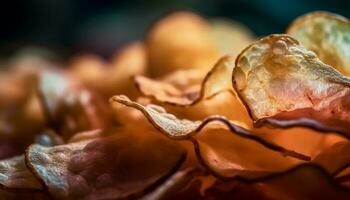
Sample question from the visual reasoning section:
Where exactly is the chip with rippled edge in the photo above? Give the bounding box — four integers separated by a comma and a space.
288, 11, 350, 76
233, 34, 350, 138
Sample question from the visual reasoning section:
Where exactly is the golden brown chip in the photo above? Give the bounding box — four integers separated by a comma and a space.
287, 11, 350, 75
110, 95, 310, 161
25, 129, 186, 199
0, 155, 42, 192
134, 56, 236, 106
210, 18, 255, 56
233, 34, 350, 137
146, 11, 218, 77
191, 128, 305, 179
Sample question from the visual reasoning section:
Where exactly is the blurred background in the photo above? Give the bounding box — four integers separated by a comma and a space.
0, 0, 349, 59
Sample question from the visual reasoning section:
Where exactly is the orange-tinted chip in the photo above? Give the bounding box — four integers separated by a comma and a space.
135, 56, 236, 106
287, 11, 350, 75
233, 34, 350, 137
146, 11, 218, 77
110, 95, 310, 161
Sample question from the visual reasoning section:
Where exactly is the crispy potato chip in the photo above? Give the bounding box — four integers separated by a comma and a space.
233, 34, 350, 137
287, 11, 350, 75
134, 56, 236, 106
110, 95, 310, 161
0, 156, 42, 192
146, 11, 218, 77
191, 128, 305, 179
38, 70, 113, 139
26, 129, 186, 199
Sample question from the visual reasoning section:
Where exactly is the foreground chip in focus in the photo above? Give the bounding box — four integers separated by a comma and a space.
26, 129, 186, 199
233, 34, 350, 137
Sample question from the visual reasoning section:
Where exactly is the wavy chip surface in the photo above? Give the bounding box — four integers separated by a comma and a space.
26, 130, 186, 199
288, 11, 350, 75
0, 155, 42, 192
111, 96, 319, 180
233, 34, 350, 137
135, 56, 236, 106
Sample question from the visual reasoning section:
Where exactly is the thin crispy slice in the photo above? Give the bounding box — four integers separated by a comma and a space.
287, 11, 350, 75
190, 128, 305, 179
233, 34, 350, 137
110, 95, 310, 161
134, 56, 236, 106
25, 129, 186, 199
0, 155, 43, 192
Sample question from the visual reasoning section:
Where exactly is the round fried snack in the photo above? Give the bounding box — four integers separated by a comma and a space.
146, 11, 218, 77
25, 129, 186, 200
287, 11, 350, 75
233, 34, 350, 138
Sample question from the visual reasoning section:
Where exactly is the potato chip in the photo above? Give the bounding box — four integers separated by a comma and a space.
110, 95, 310, 161
25, 129, 186, 199
233, 34, 350, 137
210, 18, 255, 56
135, 56, 236, 106
146, 11, 218, 77
0, 155, 42, 192
287, 11, 350, 75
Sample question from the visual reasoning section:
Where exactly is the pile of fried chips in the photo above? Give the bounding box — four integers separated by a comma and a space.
2, 10, 350, 199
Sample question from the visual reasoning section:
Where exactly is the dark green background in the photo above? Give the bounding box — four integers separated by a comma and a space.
0, 0, 349, 59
